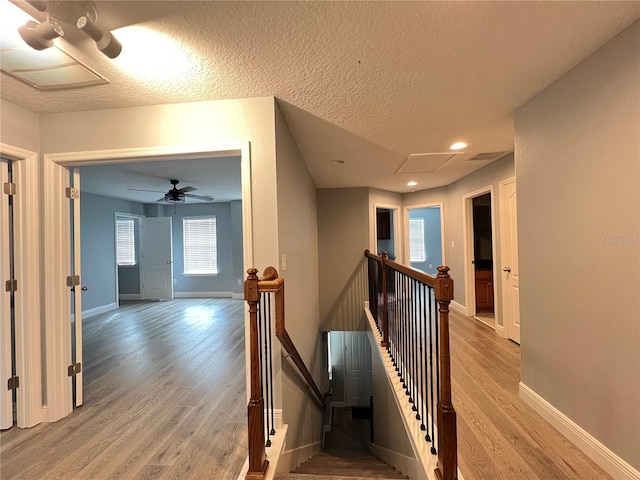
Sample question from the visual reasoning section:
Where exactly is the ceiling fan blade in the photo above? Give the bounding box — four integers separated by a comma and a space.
127, 188, 166, 193
178, 186, 197, 193
185, 193, 214, 201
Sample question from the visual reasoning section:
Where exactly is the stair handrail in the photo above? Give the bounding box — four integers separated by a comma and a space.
364, 250, 458, 480
245, 266, 327, 480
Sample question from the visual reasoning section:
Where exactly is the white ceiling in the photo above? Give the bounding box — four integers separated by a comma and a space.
2, 1, 640, 195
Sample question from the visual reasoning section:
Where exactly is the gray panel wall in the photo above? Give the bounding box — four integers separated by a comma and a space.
515, 21, 639, 469
80, 192, 145, 311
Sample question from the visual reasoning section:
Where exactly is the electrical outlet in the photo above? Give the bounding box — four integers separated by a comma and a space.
281, 254, 287, 271
237, 279, 242, 286
429, 263, 433, 269
451, 241, 455, 248
173, 278, 177, 285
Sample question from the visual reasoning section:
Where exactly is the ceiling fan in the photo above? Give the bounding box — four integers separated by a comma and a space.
127, 179, 214, 203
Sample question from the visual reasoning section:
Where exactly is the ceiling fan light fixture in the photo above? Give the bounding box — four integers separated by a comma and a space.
18, 18, 64, 50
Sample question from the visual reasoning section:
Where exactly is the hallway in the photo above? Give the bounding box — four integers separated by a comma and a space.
450, 311, 611, 479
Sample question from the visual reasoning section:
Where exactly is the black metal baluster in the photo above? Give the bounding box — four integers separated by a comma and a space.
267, 293, 276, 437
428, 287, 436, 453
400, 274, 406, 386
421, 284, 430, 440
258, 293, 269, 447
433, 287, 441, 456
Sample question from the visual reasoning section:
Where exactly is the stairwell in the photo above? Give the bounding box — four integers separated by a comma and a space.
276, 408, 409, 480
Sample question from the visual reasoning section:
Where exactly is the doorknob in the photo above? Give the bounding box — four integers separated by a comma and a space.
70, 286, 88, 292
503, 267, 511, 273
167, 260, 172, 264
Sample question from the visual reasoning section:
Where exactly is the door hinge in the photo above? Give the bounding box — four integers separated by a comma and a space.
66, 275, 80, 287
3, 182, 16, 195
7, 376, 19, 390
65, 187, 79, 200
5, 279, 17, 293
68, 363, 81, 376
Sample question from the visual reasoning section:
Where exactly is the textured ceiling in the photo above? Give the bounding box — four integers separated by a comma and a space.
2, 1, 640, 193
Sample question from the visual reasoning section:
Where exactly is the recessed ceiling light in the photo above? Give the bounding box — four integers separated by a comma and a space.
407, 181, 417, 187
331, 159, 345, 165
450, 142, 467, 150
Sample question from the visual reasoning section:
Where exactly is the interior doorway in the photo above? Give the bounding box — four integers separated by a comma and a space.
463, 187, 498, 329
405, 203, 444, 276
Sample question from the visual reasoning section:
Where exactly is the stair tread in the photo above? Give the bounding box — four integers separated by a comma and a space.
276, 475, 409, 480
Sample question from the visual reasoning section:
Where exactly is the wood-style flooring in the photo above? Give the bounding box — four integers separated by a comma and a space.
1, 299, 614, 480
0, 299, 248, 480
450, 311, 612, 480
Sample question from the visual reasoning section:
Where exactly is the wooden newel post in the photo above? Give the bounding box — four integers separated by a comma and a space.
380, 252, 390, 348
245, 268, 268, 480
434, 265, 457, 480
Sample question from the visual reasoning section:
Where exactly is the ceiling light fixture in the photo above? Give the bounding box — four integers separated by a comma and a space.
407, 181, 418, 187
450, 142, 467, 150
15, 1, 122, 59
18, 18, 64, 50
77, 15, 122, 59
331, 159, 345, 164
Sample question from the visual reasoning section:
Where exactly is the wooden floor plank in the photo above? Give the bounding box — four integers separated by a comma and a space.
1, 299, 248, 480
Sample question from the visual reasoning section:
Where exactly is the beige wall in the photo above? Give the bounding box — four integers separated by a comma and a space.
275, 102, 324, 450
0, 100, 39, 153
515, 21, 639, 469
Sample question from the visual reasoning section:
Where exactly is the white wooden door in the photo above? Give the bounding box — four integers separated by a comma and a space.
142, 217, 173, 300
0, 159, 12, 429
345, 332, 372, 407
71, 169, 83, 407
500, 179, 521, 343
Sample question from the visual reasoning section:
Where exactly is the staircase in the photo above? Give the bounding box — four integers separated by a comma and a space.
276, 408, 409, 480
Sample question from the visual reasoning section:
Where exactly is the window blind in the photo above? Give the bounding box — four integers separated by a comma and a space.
183, 216, 218, 274
409, 218, 426, 262
116, 219, 135, 265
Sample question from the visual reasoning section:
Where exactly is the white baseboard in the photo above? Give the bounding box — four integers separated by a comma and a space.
519, 382, 640, 480
495, 323, 507, 338
173, 291, 234, 298
232, 292, 244, 300
82, 302, 117, 319
119, 294, 141, 300
450, 300, 466, 314
277, 441, 322, 474
238, 424, 288, 480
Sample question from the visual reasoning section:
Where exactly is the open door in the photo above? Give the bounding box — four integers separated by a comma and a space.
499, 178, 520, 343
70, 168, 84, 407
0, 158, 13, 429
141, 217, 173, 300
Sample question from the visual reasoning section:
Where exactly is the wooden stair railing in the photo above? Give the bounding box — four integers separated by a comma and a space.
365, 250, 457, 480
245, 267, 327, 480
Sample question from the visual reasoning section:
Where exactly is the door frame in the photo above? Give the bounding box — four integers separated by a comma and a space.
0, 143, 42, 428
371, 203, 402, 263
462, 186, 499, 325
113, 212, 146, 305
403, 201, 446, 273
43, 142, 253, 423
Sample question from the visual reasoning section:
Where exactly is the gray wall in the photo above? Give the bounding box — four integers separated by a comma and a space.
515, 20, 639, 469
80, 192, 145, 311
165, 202, 240, 294
230, 200, 244, 295
408, 207, 442, 276
318, 188, 370, 332
275, 102, 323, 453
404, 155, 514, 327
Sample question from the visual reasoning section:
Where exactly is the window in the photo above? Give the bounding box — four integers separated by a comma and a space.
409, 218, 426, 262
116, 218, 136, 266
183, 216, 218, 274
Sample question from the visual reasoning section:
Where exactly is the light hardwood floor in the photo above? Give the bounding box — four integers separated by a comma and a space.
450, 312, 612, 480
1, 299, 614, 480
0, 299, 248, 480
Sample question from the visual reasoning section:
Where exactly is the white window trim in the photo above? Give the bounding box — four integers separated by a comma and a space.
116, 218, 136, 266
